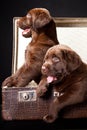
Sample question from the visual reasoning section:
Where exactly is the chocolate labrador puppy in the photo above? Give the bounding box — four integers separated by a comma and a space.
2, 8, 59, 87
37, 44, 87, 123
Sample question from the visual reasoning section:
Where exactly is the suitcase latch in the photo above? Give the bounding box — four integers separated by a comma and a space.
18, 90, 37, 102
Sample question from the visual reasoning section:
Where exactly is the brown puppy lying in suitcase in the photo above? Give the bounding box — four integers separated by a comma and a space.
2, 8, 59, 87
37, 44, 87, 123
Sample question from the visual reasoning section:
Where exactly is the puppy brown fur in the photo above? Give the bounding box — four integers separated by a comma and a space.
37, 44, 87, 123
2, 8, 59, 87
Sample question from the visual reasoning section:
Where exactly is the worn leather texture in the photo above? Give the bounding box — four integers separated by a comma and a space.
2, 86, 87, 120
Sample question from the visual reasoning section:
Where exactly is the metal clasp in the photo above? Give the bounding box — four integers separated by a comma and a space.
18, 90, 37, 102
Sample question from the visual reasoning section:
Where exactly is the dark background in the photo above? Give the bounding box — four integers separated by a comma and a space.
1, 0, 87, 129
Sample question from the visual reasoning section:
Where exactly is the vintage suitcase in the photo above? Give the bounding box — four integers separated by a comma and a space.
2, 17, 87, 121
1, 82, 59, 120
2, 83, 87, 120
2, 84, 54, 120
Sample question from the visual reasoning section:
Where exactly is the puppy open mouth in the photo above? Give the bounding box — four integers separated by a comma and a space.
22, 28, 31, 37
47, 73, 65, 84
47, 76, 57, 83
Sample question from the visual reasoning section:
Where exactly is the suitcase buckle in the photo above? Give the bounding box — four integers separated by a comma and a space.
18, 90, 37, 102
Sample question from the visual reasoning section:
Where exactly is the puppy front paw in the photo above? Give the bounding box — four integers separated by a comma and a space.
36, 87, 47, 97
43, 114, 57, 123
2, 76, 17, 87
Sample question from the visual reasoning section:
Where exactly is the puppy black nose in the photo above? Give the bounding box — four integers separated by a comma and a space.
42, 65, 46, 71
41, 65, 48, 74
42, 66, 46, 70
16, 18, 21, 25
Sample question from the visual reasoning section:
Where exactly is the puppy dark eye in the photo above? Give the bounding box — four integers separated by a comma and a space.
52, 57, 60, 63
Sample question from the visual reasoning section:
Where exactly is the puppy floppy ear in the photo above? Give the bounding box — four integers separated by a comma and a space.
33, 10, 52, 29
62, 49, 82, 72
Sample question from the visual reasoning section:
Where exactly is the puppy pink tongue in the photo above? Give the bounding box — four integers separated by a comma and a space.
22, 29, 30, 35
47, 76, 57, 83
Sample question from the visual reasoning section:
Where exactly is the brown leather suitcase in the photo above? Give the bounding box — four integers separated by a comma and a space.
2, 84, 54, 120
2, 82, 87, 121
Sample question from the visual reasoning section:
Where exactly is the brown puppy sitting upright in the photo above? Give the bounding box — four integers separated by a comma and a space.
2, 8, 59, 87
37, 44, 87, 123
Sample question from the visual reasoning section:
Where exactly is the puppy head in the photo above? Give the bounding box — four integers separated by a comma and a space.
17, 8, 52, 37
41, 44, 82, 83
